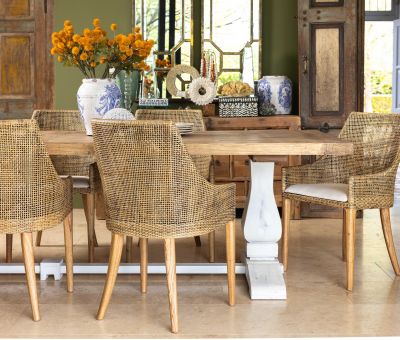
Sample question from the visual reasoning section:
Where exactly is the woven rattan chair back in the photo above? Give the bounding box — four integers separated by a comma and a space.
338, 112, 400, 178
135, 109, 211, 180
32, 110, 93, 177
92, 120, 234, 239
0, 120, 72, 234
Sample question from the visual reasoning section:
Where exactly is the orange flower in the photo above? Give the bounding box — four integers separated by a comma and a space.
134, 26, 140, 33
126, 49, 133, 57
57, 56, 63, 62
110, 23, 117, 31
119, 44, 128, 53
100, 57, 107, 64
84, 44, 93, 51
90, 61, 97, 67
80, 52, 88, 61
72, 47, 79, 55
120, 54, 127, 61
64, 20, 72, 27
72, 34, 80, 42
122, 36, 130, 45
50, 47, 57, 55
93, 18, 101, 27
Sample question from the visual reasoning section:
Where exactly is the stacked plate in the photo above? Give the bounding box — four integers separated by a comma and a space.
175, 122, 194, 135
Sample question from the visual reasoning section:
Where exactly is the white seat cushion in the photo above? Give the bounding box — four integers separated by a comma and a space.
285, 183, 348, 202
60, 175, 90, 189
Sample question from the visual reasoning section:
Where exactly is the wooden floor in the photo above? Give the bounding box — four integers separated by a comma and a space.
1, 198, 400, 337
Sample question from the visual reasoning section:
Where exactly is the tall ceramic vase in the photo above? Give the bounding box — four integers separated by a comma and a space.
77, 78, 122, 135
257, 76, 292, 115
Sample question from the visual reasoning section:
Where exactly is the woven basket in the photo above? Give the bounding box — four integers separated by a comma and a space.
218, 96, 258, 117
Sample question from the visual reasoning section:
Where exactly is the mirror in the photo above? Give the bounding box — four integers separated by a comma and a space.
202, 0, 262, 86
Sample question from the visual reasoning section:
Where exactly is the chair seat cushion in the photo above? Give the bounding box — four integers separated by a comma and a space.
285, 183, 348, 202
60, 175, 90, 189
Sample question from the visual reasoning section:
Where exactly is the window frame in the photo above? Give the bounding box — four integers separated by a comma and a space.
365, 0, 399, 21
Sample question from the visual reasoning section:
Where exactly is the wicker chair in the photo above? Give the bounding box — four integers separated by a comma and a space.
31, 110, 98, 262
282, 112, 400, 291
135, 109, 216, 262
0, 120, 74, 321
92, 120, 236, 333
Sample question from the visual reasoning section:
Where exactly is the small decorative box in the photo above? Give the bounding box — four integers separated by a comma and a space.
218, 96, 258, 117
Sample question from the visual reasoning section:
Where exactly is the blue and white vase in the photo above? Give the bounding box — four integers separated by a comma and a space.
257, 76, 292, 115
77, 78, 122, 135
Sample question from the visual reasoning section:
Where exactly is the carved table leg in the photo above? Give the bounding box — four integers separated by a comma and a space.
242, 161, 286, 300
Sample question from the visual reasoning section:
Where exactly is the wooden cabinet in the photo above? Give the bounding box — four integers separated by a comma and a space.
297, 0, 364, 129
204, 115, 301, 208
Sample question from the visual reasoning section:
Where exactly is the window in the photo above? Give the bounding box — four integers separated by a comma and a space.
365, 0, 398, 21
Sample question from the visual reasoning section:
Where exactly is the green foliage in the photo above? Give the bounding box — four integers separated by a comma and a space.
218, 72, 241, 85
371, 70, 392, 95
372, 95, 392, 113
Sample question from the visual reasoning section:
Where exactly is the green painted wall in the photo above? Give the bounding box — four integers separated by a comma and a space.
54, 0, 298, 110
263, 0, 298, 111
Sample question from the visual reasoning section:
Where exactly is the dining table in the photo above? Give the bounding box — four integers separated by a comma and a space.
37, 128, 353, 300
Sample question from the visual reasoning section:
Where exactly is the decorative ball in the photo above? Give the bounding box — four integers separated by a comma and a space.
103, 108, 135, 120
188, 77, 216, 106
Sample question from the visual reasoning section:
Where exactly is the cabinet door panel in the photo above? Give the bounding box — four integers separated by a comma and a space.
312, 25, 343, 115
0, 0, 53, 118
232, 156, 250, 179
213, 155, 230, 179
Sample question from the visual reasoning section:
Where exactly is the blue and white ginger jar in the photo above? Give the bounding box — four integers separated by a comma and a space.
257, 76, 292, 115
77, 78, 122, 135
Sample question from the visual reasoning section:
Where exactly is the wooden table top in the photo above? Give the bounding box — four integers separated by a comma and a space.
41, 129, 353, 156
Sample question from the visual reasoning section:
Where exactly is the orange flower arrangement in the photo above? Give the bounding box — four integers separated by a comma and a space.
155, 56, 171, 80
50, 18, 154, 78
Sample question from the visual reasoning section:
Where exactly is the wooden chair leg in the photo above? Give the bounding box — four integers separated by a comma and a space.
63, 211, 74, 293
96, 232, 124, 320
93, 229, 99, 247
342, 209, 347, 262
21, 233, 40, 321
208, 231, 215, 263
282, 198, 291, 272
380, 208, 400, 275
194, 236, 201, 247
82, 193, 95, 263
140, 238, 148, 293
226, 220, 235, 306
35, 231, 42, 247
6, 234, 13, 263
345, 208, 356, 291
126, 236, 134, 263
164, 238, 178, 333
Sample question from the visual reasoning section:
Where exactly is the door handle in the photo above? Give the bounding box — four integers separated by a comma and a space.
303, 55, 308, 75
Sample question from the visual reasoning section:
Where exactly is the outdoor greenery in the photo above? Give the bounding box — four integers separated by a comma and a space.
369, 70, 392, 113
372, 95, 392, 113
371, 70, 392, 95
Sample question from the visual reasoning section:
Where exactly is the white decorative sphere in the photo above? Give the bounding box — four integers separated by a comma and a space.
103, 108, 135, 120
